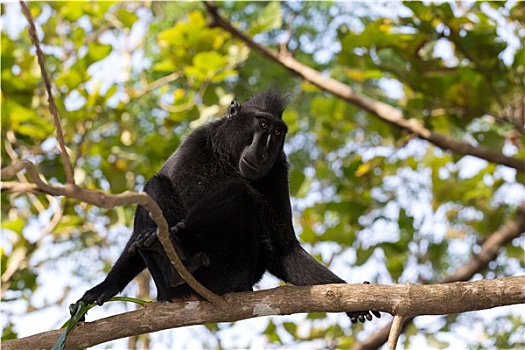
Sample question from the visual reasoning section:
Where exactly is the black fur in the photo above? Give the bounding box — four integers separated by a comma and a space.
72, 91, 378, 323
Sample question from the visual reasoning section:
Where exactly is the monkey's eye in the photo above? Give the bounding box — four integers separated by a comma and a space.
260, 121, 269, 129
274, 129, 281, 136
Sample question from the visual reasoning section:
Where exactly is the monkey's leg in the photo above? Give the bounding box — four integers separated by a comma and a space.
129, 220, 210, 288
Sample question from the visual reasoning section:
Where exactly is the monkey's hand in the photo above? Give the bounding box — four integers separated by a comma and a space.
128, 221, 187, 258
346, 281, 381, 323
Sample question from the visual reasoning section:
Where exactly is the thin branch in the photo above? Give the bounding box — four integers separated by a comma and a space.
2, 277, 524, 350
1, 160, 227, 309
0, 195, 63, 296
353, 201, 525, 350
130, 71, 183, 99
203, 2, 525, 173
387, 315, 407, 350
4, 130, 47, 212
19, 1, 75, 184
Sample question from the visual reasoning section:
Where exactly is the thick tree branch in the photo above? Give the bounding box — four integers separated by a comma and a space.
203, 2, 524, 173
354, 202, 525, 350
2, 277, 524, 350
19, 1, 75, 184
0, 160, 226, 308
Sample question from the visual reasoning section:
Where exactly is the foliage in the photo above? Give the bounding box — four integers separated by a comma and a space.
1, 1, 523, 349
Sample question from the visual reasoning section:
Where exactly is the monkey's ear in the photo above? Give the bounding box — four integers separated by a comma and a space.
228, 100, 241, 118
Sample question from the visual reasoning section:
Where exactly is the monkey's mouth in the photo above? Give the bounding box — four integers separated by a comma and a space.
241, 157, 259, 171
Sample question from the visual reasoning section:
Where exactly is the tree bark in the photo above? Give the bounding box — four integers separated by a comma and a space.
2, 277, 524, 350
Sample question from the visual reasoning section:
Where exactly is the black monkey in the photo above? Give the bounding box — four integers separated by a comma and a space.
72, 91, 379, 323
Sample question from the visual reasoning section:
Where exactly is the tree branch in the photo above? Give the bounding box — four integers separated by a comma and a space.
387, 315, 407, 350
1, 160, 227, 309
203, 2, 524, 173
2, 277, 524, 350
354, 201, 525, 350
19, 1, 75, 184
13, 2, 227, 309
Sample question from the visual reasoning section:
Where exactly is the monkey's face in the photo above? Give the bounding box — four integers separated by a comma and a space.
237, 111, 287, 180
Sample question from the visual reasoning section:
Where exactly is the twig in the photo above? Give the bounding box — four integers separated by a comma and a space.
387, 315, 407, 350
19, 1, 75, 184
1, 160, 227, 309
4, 130, 47, 212
203, 2, 524, 173
130, 71, 183, 99
279, 12, 295, 56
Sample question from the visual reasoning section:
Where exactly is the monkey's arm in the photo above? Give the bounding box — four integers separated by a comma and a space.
69, 237, 146, 319
71, 175, 183, 316
267, 234, 380, 323
261, 159, 379, 323
268, 241, 346, 285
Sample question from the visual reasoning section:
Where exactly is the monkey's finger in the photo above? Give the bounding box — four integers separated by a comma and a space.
372, 310, 381, 318
69, 302, 87, 322
129, 230, 153, 252
128, 242, 138, 254
366, 312, 373, 321
170, 221, 186, 234
200, 253, 210, 267
144, 230, 159, 247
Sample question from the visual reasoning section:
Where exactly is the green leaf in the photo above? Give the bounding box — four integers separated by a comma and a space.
289, 168, 306, 197
116, 9, 139, 28
248, 2, 282, 35
5, 100, 54, 139
87, 41, 112, 63
52, 301, 89, 350
54, 297, 147, 350
0, 218, 25, 234
56, 70, 83, 90
263, 320, 281, 344
505, 244, 524, 261
306, 312, 327, 320
153, 59, 177, 72
57, 3, 84, 22
282, 322, 297, 336
355, 247, 374, 266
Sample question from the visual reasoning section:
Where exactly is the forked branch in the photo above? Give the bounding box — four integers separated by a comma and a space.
1, 161, 227, 308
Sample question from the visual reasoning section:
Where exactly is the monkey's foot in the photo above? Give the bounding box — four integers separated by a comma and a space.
347, 281, 381, 324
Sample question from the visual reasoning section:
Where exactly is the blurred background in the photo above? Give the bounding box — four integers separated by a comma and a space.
1, 1, 524, 349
